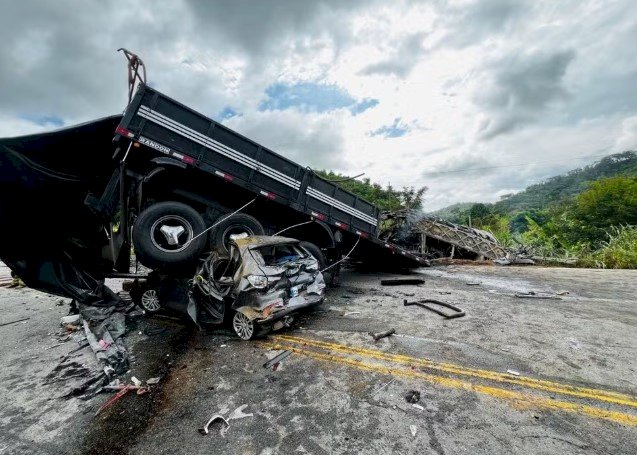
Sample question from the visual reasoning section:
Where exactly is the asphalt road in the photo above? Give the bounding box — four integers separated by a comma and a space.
1, 263, 636, 454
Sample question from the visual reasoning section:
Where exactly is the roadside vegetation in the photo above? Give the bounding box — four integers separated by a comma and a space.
431, 152, 637, 269
320, 151, 637, 269
315, 170, 427, 212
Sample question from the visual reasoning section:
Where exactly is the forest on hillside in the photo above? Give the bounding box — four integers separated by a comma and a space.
429, 151, 637, 267
319, 151, 637, 268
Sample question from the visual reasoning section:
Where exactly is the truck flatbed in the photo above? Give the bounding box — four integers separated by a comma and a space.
116, 84, 427, 268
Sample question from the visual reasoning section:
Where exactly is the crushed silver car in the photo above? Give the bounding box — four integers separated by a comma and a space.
193, 236, 326, 339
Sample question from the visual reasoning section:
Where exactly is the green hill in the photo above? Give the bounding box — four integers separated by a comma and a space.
494, 151, 637, 213
432, 151, 637, 220
428, 202, 477, 224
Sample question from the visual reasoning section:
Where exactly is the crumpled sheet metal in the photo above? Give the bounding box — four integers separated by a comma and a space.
195, 237, 326, 324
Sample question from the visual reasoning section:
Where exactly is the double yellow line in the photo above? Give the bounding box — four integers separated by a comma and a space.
260, 334, 637, 427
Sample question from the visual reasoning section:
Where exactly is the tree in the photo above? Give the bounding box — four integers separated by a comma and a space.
469, 203, 492, 220
567, 176, 637, 246
314, 170, 428, 212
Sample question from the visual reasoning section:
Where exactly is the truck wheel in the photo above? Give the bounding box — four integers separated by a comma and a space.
133, 201, 207, 269
300, 241, 333, 285
211, 213, 264, 254
299, 241, 327, 269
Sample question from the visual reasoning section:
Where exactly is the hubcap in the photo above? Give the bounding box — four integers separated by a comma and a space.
233, 311, 254, 340
222, 225, 254, 249
140, 289, 161, 312
150, 215, 194, 253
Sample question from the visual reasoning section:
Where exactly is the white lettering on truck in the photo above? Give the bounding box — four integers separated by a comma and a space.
139, 136, 171, 155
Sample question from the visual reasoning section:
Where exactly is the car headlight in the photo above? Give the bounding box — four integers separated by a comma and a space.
247, 275, 268, 289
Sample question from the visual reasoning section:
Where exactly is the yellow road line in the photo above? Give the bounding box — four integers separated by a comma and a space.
274, 334, 637, 409
260, 341, 637, 427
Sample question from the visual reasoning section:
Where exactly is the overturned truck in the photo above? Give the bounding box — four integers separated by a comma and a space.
0, 57, 426, 338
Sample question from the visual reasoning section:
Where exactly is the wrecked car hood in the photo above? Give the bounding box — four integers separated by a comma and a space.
230, 236, 326, 322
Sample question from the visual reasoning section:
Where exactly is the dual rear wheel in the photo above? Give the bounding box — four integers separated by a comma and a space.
132, 201, 264, 269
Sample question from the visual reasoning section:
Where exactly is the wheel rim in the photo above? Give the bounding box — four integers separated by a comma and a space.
141, 289, 161, 312
150, 215, 194, 253
233, 312, 254, 340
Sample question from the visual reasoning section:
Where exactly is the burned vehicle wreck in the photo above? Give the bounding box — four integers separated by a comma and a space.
154, 236, 325, 339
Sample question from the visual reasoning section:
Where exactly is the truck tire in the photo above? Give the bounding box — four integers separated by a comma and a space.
211, 213, 264, 254
299, 241, 327, 269
299, 241, 333, 285
133, 201, 207, 269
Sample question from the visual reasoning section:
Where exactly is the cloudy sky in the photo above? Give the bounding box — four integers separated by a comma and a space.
2, 0, 636, 209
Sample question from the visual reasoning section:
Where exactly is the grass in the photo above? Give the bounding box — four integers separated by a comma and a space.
578, 226, 637, 269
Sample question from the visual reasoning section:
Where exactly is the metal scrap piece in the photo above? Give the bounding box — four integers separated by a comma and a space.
199, 414, 229, 436
228, 404, 253, 421
373, 378, 395, 395
381, 278, 425, 286
403, 299, 465, 319
514, 293, 562, 300
263, 350, 292, 369
0, 317, 30, 327
343, 311, 361, 317
369, 328, 396, 341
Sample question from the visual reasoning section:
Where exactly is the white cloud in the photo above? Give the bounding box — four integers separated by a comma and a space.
1, 0, 636, 211
614, 116, 637, 152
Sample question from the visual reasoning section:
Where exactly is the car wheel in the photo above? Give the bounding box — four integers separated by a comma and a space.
232, 311, 256, 340
133, 201, 207, 269
140, 289, 161, 312
211, 213, 264, 254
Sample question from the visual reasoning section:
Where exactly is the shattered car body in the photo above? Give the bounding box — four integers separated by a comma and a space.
193, 236, 326, 339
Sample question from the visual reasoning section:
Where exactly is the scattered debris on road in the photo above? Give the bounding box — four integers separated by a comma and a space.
495, 257, 536, 266
380, 278, 425, 286
60, 314, 80, 326
228, 404, 254, 421
198, 405, 253, 437
263, 350, 292, 370
95, 382, 150, 417
405, 390, 421, 403
199, 414, 229, 436
369, 328, 396, 341
403, 299, 465, 319
514, 292, 562, 300
0, 317, 30, 327
373, 378, 395, 395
